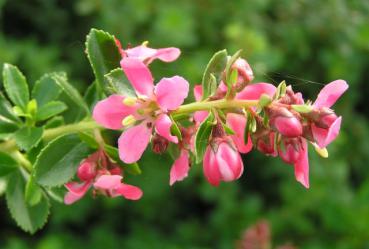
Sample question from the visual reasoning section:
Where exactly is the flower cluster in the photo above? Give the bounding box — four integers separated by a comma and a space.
66, 39, 347, 203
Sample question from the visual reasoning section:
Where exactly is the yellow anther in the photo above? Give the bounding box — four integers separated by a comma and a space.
123, 97, 137, 106
122, 115, 136, 126
142, 40, 149, 46
313, 144, 329, 158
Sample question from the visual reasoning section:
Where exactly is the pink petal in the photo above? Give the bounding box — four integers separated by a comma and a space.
226, 113, 252, 153
312, 116, 342, 148
216, 142, 244, 182
294, 139, 309, 188
236, 83, 276, 100
93, 95, 136, 130
203, 146, 221, 186
314, 80, 348, 108
64, 181, 91, 205
169, 150, 190, 185
125, 46, 156, 61
153, 48, 181, 62
194, 111, 209, 123
116, 183, 143, 200
120, 57, 154, 97
155, 76, 189, 111
93, 175, 122, 190
118, 123, 152, 163
193, 85, 203, 101
155, 114, 178, 143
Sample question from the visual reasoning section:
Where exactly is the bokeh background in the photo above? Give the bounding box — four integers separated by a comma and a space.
1, 0, 369, 248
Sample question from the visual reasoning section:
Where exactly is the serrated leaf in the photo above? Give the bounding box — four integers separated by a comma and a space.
104, 144, 141, 175
0, 151, 19, 176
291, 104, 313, 113
86, 28, 121, 96
6, 170, 49, 234
34, 134, 93, 187
32, 73, 63, 107
50, 72, 90, 115
25, 176, 42, 206
2, 63, 29, 110
13, 127, 43, 151
202, 50, 228, 99
194, 112, 215, 163
104, 68, 135, 96
36, 101, 67, 121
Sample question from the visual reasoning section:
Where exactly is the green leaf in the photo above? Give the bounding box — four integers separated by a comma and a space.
50, 72, 90, 115
291, 104, 313, 113
222, 123, 235, 135
44, 116, 64, 129
6, 170, 49, 234
2, 63, 29, 110
225, 49, 242, 84
104, 68, 135, 97
78, 132, 99, 149
201, 50, 228, 100
0, 93, 21, 138
35, 101, 67, 121
104, 144, 141, 175
84, 81, 100, 110
169, 116, 182, 141
34, 134, 93, 187
32, 73, 62, 107
244, 111, 253, 144
275, 80, 287, 99
25, 176, 42, 206
194, 112, 215, 163
13, 127, 43, 151
0, 152, 19, 176
86, 29, 121, 96
258, 93, 272, 108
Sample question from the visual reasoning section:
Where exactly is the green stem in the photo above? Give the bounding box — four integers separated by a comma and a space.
171, 99, 258, 115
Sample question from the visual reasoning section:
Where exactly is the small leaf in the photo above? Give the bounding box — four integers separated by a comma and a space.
202, 50, 228, 99
86, 29, 121, 96
291, 104, 313, 113
13, 127, 43, 151
169, 115, 182, 141
34, 134, 93, 187
27, 99, 38, 118
78, 132, 99, 149
194, 112, 215, 163
32, 73, 62, 107
6, 170, 49, 234
0, 152, 19, 176
104, 144, 141, 175
36, 101, 67, 121
51, 72, 90, 115
275, 80, 287, 99
25, 176, 42, 206
2, 63, 29, 110
104, 68, 136, 97
222, 123, 235, 135
258, 93, 272, 108
0, 93, 21, 138
244, 111, 252, 144
225, 49, 242, 84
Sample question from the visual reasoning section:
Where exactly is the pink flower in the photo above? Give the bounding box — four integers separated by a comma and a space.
268, 107, 303, 137
64, 150, 143, 205
93, 57, 189, 163
203, 139, 244, 186
231, 58, 254, 88
310, 80, 348, 148
115, 38, 180, 64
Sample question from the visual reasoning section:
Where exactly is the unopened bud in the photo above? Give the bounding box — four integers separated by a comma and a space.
123, 97, 137, 106
122, 115, 136, 126
77, 161, 96, 181
268, 107, 302, 137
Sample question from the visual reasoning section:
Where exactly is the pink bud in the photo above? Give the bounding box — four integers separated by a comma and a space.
77, 161, 96, 181
255, 132, 277, 157
278, 138, 303, 164
269, 107, 302, 137
233, 58, 254, 84
203, 139, 244, 186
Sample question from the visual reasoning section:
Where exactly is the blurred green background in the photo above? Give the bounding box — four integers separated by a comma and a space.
1, 0, 369, 248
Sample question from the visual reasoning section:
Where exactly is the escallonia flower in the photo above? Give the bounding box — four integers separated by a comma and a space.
115, 38, 180, 65
64, 150, 143, 205
93, 57, 189, 163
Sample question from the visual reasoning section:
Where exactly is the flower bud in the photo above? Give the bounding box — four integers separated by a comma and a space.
254, 132, 277, 157
278, 138, 303, 164
151, 134, 169, 154
268, 107, 302, 137
233, 58, 254, 86
203, 138, 244, 186
77, 161, 97, 181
